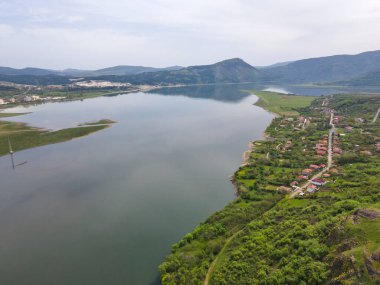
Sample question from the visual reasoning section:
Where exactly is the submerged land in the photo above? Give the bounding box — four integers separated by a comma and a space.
160, 92, 380, 285
0, 113, 114, 157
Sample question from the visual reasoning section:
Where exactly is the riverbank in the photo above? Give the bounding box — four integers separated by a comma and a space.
0, 113, 114, 157
159, 92, 380, 285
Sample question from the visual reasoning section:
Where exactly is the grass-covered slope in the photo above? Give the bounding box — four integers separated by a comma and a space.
160, 93, 380, 285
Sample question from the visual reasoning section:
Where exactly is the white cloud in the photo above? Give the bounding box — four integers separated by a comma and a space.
0, 24, 14, 37
1, 0, 380, 68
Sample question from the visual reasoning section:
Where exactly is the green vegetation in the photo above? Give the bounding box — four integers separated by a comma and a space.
0, 118, 114, 156
160, 93, 380, 285
252, 90, 316, 116
78, 119, 116, 126
35, 89, 124, 100
0, 112, 29, 118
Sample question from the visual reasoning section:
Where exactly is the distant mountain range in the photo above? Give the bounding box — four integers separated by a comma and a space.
261, 50, 380, 84
328, 70, 380, 87
1, 50, 380, 86
0, 65, 183, 77
90, 58, 260, 85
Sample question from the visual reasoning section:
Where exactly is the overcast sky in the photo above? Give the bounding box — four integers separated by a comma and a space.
1, 0, 380, 69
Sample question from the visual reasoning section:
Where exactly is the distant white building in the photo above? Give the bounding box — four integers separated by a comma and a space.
22, 96, 32, 102
0, 98, 5, 104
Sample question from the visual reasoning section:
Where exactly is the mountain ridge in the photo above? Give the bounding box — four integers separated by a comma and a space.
261, 50, 380, 83
1, 50, 380, 86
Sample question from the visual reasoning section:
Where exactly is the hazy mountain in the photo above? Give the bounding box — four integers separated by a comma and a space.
330, 70, 380, 87
0, 67, 57, 76
1, 50, 380, 86
94, 58, 260, 85
0, 74, 71, 85
84, 65, 183, 76
262, 50, 380, 83
0, 65, 184, 78
255, 61, 294, 69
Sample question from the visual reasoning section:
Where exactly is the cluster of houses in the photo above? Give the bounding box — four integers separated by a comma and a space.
279, 116, 311, 131
332, 133, 343, 156
0, 95, 66, 105
315, 134, 329, 156
297, 164, 326, 181
0, 95, 41, 104
277, 163, 329, 194
304, 178, 327, 194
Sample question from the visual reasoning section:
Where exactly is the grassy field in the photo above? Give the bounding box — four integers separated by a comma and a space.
251, 90, 316, 116
0, 117, 113, 156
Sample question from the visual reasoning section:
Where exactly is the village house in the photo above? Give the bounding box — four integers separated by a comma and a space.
21, 96, 32, 102
323, 173, 331, 178
298, 116, 306, 123
307, 184, 318, 193
290, 181, 298, 187
333, 116, 343, 124
316, 150, 326, 156
317, 146, 327, 152
311, 178, 326, 186
345, 126, 353, 133
298, 175, 308, 180
355, 118, 365, 123
0, 98, 5, 105
301, 168, 313, 175
309, 164, 321, 170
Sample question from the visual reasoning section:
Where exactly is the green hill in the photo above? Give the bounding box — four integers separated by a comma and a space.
89, 58, 261, 85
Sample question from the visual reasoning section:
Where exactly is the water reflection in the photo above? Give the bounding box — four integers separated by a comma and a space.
150, 82, 368, 101
149, 83, 257, 102
0, 92, 274, 285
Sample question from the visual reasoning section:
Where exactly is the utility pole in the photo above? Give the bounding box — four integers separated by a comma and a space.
8, 136, 15, 169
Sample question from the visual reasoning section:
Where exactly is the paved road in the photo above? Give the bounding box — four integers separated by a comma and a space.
372, 108, 380, 124
290, 112, 334, 198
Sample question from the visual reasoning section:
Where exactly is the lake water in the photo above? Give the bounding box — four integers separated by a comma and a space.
0, 87, 274, 285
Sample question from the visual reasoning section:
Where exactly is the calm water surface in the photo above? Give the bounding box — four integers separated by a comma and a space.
0, 90, 273, 285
